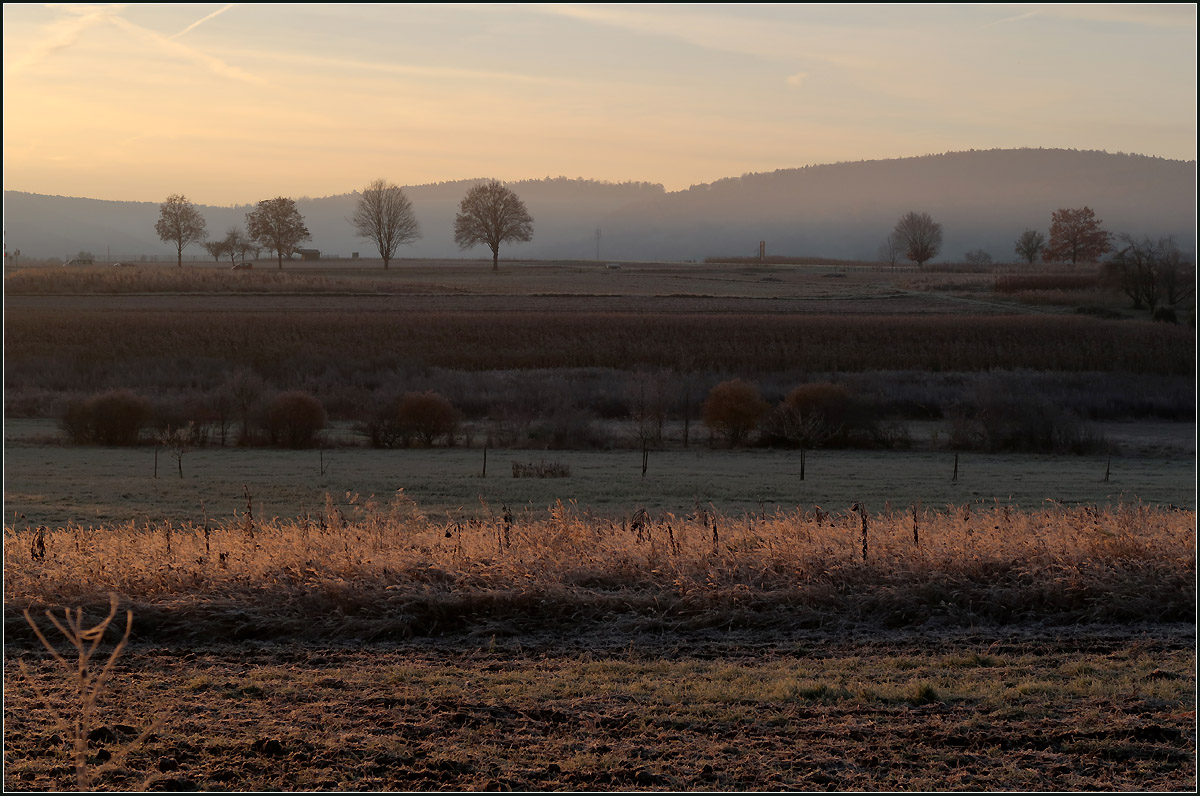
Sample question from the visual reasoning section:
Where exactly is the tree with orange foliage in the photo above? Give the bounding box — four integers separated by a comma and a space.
702, 379, 769, 447
1044, 207, 1111, 265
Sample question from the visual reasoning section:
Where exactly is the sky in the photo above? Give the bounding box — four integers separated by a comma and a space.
3, 3, 1197, 206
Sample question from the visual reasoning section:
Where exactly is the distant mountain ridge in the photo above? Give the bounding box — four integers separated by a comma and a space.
3, 149, 1195, 263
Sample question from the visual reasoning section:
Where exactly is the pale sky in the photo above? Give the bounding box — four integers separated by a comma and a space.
3, 3, 1196, 205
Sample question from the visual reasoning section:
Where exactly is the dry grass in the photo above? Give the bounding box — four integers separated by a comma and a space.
5, 500, 1193, 643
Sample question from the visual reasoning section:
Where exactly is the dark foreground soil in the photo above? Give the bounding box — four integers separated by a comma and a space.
4, 624, 1195, 792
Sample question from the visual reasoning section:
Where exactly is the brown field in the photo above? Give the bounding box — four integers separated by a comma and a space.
4, 260, 1195, 792
5, 627, 1194, 792
7, 305, 1191, 374
3, 260, 997, 301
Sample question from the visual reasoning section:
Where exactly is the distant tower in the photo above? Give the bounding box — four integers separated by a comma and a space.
759, 241, 766, 262
595, 228, 601, 260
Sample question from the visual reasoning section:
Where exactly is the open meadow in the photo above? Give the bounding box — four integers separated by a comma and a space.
3, 260, 1195, 791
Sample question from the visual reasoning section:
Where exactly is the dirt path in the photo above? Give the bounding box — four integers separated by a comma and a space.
896, 287, 1071, 315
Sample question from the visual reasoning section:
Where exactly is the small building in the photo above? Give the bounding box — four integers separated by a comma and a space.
296, 248, 321, 261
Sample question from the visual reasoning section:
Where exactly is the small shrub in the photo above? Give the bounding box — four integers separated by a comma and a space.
395, 391, 460, 447
766, 382, 884, 448
702, 379, 769, 447
152, 397, 215, 447
60, 390, 152, 446
785, 383, 853, 429
263, 391, 327, 448
512, 460, 571, 478
949, 391, 1109, 454
1153, 307, 1179, 324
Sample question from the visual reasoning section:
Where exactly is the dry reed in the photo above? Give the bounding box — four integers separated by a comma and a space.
6, 499, 1193, 642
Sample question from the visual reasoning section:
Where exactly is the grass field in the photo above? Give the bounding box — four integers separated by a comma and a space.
3, 420, 1195, 530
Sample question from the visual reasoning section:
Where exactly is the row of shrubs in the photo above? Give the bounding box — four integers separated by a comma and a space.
59, 378, 1110, 455
699, 379, 1107, 454
62, 390, 329, 449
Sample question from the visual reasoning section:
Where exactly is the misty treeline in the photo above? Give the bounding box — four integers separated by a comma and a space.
7, 310, 1192, 455
13, 149, 1194, 265
153, 188, 1196, 324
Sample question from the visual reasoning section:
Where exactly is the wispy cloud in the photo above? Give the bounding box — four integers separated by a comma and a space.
982, 8, 1043, 27
251, 49, 585, 88
983, 4, 1194, 29
531, 3, 891, 79
6, 4, 126, 75
171, 3, 237, 39
1043, 4, 1196, 28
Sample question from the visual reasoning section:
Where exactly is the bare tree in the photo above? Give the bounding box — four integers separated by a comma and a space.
352, 179, 422, 269
453, 180, 534, 271
220, 228, 251, 267
878, 231, 903, 268
762, 383, 848, 480
155, 194, 207, 268
1108, 233, 1193, 314
201, 240, 226, 262
963, 249, 993, 267
246, 197, 311, 270
1014, 228, 1046, 265
1156, 237, 1195, 308
157, 424, 193, 478
892, 211, 943, 268
762, 403, 839, 481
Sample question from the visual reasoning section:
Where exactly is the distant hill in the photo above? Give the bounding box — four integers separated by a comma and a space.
3, 149, 1194, 263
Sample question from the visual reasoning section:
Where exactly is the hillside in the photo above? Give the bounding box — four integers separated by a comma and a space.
3, 149, 1194, 263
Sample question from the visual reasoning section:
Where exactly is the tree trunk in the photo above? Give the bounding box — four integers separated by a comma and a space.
492, 245, 500, 271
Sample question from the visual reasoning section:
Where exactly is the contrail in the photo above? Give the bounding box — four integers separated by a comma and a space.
110, 14, 265, 85
170, 3, 237, 39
